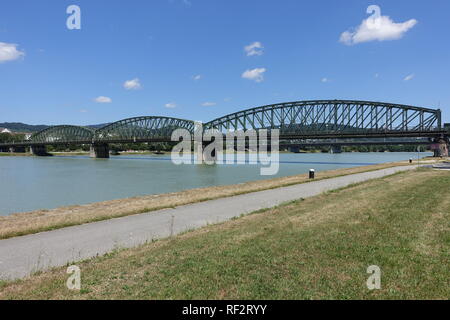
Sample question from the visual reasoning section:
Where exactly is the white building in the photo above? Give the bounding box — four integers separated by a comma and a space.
0, 128, 12, 134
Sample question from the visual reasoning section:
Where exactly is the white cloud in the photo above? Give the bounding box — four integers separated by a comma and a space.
404, 74, 415, 81
242, 68, 266, 83
340, 15, 417, 45
79, 109, 88, 113
321, 77, 330, 83
201, 102, 216, 107
123, 78, 142, 90
165, 102, 177, 108
192, 74, 202, 81
0, 42, 25, 63
244, 41, 264, 56
94, 96, 112, 103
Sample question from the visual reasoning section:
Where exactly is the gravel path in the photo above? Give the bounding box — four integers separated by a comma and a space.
0, 165, 415, 280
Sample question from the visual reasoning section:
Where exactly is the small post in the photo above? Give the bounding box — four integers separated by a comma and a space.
309, 169, 315, 179
417, 146, 420, 167
409, 158, 412, 164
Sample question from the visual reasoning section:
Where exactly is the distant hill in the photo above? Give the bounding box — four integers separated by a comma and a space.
0, 122, 110, 133
88, 123, 110, 129
0, 122, 49, 133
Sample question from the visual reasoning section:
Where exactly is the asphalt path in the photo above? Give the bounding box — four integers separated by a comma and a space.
0, 165, 416, 280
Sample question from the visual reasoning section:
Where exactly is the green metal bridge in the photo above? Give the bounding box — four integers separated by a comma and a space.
1, 100, 448, 157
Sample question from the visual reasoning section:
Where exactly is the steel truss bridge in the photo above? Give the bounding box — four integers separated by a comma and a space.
1, 100, 448, 157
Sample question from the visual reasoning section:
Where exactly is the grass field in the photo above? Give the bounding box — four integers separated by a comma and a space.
0, 160, 432, 240
0, 168, 448, 299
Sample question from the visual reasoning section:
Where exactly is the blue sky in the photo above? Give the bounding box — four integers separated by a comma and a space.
0, 0, 449, 125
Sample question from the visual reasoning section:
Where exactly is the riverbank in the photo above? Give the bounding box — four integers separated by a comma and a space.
1, 167, 448, 299
0, 149, 438, 157
0, 159, 433, 240
0, 150, 301, 157
0, 152, 32, 157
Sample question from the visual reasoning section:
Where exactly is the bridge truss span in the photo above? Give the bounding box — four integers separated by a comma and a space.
0, 100, 446, 153
30, 125, 94, 145
94, 116, 196, 143
203, 100, 442, 139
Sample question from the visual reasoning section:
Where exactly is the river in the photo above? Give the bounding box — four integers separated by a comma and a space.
0, 152, 429, 215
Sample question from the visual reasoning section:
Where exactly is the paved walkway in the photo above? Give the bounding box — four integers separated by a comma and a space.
431, 162, 450, 170
0, 165, 415, 280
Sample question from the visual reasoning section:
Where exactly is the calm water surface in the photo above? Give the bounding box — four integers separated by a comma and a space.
0, 152, 429, 215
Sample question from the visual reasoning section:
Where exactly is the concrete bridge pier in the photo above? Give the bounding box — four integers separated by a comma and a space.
330, 145, 342, 154
432, 138, 449, 157
289, 146, 301, 153
30, 145, 51, 156
90, 143, 110, 158
197, 140, 217, 164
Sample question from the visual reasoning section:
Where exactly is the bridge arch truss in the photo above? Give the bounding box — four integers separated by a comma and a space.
94, 116, 196, 143
30, 125, 94, 145
204, 100, 442, 138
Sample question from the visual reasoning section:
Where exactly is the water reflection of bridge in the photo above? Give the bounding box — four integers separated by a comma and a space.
1, 100, 449, 157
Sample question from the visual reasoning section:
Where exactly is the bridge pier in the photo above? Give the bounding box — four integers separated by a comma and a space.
330, 145, 342, 154
289, 146, 301, 153
90, 143, 110, 159
431, 138, 449, 157
196, 141, 217, 164
30, 145, 51, 156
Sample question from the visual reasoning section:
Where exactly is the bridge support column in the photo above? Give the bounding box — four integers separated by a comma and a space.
431, 138, 449, 157
90, 143, 110, 159
30, 145, 51, 156
330, 145, 342, 154
289, 146, 301, 153
196, 141, 217, 164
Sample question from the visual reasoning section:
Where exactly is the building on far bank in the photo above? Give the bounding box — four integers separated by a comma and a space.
0, 128, 32, 141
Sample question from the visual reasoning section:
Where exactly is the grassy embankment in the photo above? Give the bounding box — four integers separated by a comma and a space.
0, 168, 448, 299
0, 160, 433, 240
0, 152, 32, 157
